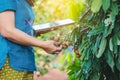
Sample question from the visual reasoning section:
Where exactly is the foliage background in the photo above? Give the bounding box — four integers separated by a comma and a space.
65, 0, 120, 80
33, 0, 120, 80
33, 0, 75, 75
33, 0, 70, 24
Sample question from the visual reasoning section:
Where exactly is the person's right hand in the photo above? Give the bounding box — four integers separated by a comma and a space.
42, 40, 62, 54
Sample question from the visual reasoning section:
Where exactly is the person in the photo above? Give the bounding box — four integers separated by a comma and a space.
0, 0, 62, 79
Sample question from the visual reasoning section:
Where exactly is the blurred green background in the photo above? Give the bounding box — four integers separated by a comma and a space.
33, 0, 86, 75
32, 0, 120, 80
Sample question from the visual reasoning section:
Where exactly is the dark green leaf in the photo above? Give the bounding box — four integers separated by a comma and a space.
115, 33, 120, 45
116, 53, 120, 71
90, 72, 100, 80
93, 36, 101, 54
102, 0, 110, 12
111, 3, 119, 16
112, 35, 118, 54
96, 38, 107, 58
109, 38, 113, 51
88, 25, 103, 36
105, 50, 115, 72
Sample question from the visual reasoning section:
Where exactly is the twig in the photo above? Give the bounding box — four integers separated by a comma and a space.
79, 8, 91, 22
80, 27, 90, 35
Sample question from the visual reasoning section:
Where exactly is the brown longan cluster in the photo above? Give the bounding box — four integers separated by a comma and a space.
50, 35, 80, 59
50, 35, 72, 49
74, 45, 80, 59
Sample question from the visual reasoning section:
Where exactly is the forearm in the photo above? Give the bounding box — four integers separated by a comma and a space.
5, 27, 45, 48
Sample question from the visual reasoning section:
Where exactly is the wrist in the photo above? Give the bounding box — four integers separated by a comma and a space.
37, 41, 46, 49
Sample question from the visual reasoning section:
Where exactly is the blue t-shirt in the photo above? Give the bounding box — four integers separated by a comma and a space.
0, 0, 36, 71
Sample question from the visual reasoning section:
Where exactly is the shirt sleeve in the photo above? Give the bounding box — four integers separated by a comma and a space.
0, 0, 16, 12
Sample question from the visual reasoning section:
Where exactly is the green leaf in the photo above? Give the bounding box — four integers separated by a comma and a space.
105, 50, 115, 72
109, 38, 113, 51
81, 50, 86, 60
90, 72, 100, 80
103, 14, 115, 37
75, 70, 81, 79
85, 45, 91, 60
106, 25, 114, 37
93, 36, 101, 54
96, 38, 107, 58
88, 25, 104, 36
116, 33, 120, 45
112, 0, 116, 2
67, 53, 73, 62
86, 48, 91, 60
116, 54, 120, 71
102, 0, 110, 12
117, 37, 120, 45
59, 53, 67, 63
82, 60, 91, 72
111, 3, 119, 16
112, 35, 118, 54
91, 0, 102, 13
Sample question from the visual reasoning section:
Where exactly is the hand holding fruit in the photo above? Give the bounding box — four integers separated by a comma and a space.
42, 40, 62, 54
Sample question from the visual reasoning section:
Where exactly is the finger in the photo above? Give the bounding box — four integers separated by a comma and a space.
51, 47, 62, 54
55, 50, 63, 54
56, 49, 62, 52
54, 41, 62, 47
55, 51, 61, 54
56, 44, 62, 51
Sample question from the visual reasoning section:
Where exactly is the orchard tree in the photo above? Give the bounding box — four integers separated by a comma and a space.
67, 0, 120, 80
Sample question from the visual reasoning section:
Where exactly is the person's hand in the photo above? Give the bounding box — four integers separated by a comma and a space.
42, 40, 62, 54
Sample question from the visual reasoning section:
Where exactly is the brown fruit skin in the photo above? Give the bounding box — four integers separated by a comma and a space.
76, 54, 81, 58
68, 41, 72, 46
74, 50, 79, 55
62, 43, 68, 49
74, 45, 78, 50
54, 36, 60, 42
59, 32, 63, 36
56, 41, 62, 47
64, 41, 69, 46
50, 36, 55, 40
65, 41, 72, 46
56, 42, 62, 47
72, 61, 75, 65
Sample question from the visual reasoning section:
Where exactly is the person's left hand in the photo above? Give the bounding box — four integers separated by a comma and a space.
42, 40, 62, 54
